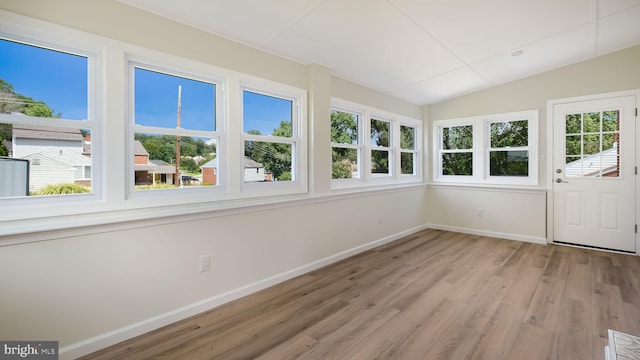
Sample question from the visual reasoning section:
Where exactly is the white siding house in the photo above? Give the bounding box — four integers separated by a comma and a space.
22, 147, 91, 191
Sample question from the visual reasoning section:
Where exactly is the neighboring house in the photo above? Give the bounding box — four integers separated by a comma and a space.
10, 124, 90, 191
12, 124, 84, 158
22, 147, 91, 190
199, 157, 218, 185
200, 156, 269, 184
133, 140, 177, 185
565, 146, 620, 177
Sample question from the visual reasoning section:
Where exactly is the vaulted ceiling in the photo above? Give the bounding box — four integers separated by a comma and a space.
119, 0, 640, 105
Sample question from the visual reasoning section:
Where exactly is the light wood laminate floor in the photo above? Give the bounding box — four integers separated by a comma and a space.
80, 229, 640, 360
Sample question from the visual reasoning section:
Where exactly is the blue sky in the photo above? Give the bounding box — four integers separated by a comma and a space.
1, 38, 292, 135
0, 39, 87, 120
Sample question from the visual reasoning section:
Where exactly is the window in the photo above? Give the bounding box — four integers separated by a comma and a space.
370, 118, 392, 176
331, 99, 422, 189
400, 124, 417, 175
565, 110, 620, 177
0, 37, 98, 198
242, 86, 305, 190
433, 110, 538, 185
130, 64, 219, 192
331, 109, 360, 179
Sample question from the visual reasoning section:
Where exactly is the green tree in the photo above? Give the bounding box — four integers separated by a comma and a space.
331, 110, 357, 179
244, 121, 292, 180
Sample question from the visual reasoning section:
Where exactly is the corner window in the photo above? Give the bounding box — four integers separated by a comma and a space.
331, 99, 422, 189
433, 110, 538, 185
131, 65, 219, 191
0, 37, 97, 198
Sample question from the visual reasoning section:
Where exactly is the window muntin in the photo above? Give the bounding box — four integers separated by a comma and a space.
565, 110, 620, 177
370, 118, 392, 176
131, 64, 219, 191
242, 89, 298, 183
0, 38, 96, 198
331, 109, 360, 179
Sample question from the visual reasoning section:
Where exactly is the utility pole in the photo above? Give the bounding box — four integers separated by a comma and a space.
175, 85, 182, 187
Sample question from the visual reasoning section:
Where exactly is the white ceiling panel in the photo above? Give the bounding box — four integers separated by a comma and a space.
388, 0, 592, 63
597, 5, 640, 54
391, 67, 490, 105
473, 24, 594, 84
266, 0, 464, 91
118, 0, 640, 105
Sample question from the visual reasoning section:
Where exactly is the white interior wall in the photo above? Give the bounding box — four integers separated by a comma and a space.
0, 1, 428, 359
427, 44, 640, 242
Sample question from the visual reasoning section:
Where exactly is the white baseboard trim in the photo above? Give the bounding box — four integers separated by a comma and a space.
60, 223, 429, 360
426, 223, 547, 245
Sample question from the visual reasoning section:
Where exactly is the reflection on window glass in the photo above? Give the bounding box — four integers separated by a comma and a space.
133, 133, 217, 190
400, 125, 415, 150
371, 118, 390, 147
243, 91, 292, 136
134, 68, 216, 131
371, 149, 389, 174
244, 140, 292, 182
401, 152, 414, 175
564, 110, 620, 178
442, 153, 472, 176
0, 38, 92, 198
490, 150, 528, 176
442, 125, 472, 149
332, 148, 358, 179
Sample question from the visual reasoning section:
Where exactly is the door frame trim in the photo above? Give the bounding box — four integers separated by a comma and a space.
546, 89, 640, 255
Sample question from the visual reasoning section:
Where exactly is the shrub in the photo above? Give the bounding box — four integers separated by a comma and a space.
34, 183, 90, 195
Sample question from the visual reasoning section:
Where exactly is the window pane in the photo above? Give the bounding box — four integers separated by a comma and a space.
442, 125, 472, 150
583, 134, 600, 155
371, 118, 390, 147
489, 150, 528, 177
134, 68, 216, 131
134, 133, 216, 190
565, 135, 581, 156
371, 150, 389, 174
0, 39, 88, 120
0, 123, 93, 196
331, 110, 358, 145
401, 152, 414, 175
603, 110, 619, 132
490, 120, 528, 148
442, 153, 472, 176
244, 140, 292, 182
243, 91, 292, 136
400, 125, 415, 150
565, 114, 581, 134
332, 147, 357, 179
583, 112, 600, 133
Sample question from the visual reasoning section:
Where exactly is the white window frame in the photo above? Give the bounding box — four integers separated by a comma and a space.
433, 110, 538, 186
240, 81, 307, 197
0, 21, 102, 208
331, 98, 422, 190
127, 59, 225, 200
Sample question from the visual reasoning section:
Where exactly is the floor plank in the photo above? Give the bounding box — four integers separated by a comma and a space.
79, 229, 640, 360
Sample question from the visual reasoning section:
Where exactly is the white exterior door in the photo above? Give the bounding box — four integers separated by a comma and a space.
552, 95, 636, 252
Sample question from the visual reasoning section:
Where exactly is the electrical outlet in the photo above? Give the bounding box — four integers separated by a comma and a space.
199, 255, 211, 273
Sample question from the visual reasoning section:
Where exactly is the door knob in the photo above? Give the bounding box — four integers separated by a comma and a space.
555, 178, 567, 183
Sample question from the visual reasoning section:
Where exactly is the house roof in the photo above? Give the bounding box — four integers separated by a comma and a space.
134, 163, 177, 174
565, 146, 619, 177
243, 156, 263, 169
133, 140, 149, 156
199, 158, 218, 169
13, 124, 84, 142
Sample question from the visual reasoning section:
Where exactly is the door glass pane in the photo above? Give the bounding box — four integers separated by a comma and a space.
565, 110, 620, 178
